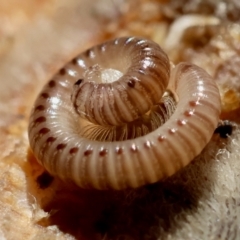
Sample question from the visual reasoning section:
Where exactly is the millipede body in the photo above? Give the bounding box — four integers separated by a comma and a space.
28, 37, 221, 190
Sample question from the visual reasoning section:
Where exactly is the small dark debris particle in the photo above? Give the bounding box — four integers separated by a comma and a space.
37, 171, 54, 189
74, 79, 83, 86
214, 120, 233, 138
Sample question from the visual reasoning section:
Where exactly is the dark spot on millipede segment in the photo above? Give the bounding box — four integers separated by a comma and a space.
46, 136, 56, 143
84, 149, 93, 156
74, 79, 83, 86
184, 110, 194, 117
72, 58, 77, 64
35, 116, 46, 123
35, 105, 45, 111
39, 128, 50, 135
144, 141, 151, 149
158, 135, 166, 142
36, 171, 54, 189
99, 149, 108, 157
189, 100, 199, 107
48, 80, 56, 88
41, 93, 50, 99
130, 144, 138, 153
169, 128, 177, 134
85, 49, 91, 57
59, 68, 66, 75
69, 147, 79, 154
116, 147, 123, 154
128, 79, 135, 88
56, 143, 67, 150
214, 120, 233, 138
177, 119, 187, 126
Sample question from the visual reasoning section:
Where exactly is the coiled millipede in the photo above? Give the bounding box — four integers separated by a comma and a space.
28, 37, 221, 190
